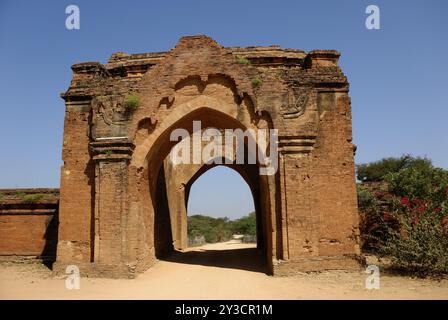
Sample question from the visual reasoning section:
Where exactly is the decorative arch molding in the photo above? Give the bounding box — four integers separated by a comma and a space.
131, 94, 262, 169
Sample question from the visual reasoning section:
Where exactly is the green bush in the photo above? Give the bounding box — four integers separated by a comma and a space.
235, 56, 251, 65
187, 212, 257, 243
0, 193, 4, 203
124, 94, 140, 112
357, 185, 379, 209
357, 185, 399, 252
251, 77, 262, 88
231, 212, 256, 236
358, 155, 448, 275
188, 215, 232, 243
386, 163, 448, 199
379, 208, 448, 275
356, 155, 431, 182
13, 192, 26, 199
22, 193, 46, 203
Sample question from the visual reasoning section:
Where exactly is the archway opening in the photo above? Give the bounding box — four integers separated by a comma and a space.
187, 166, 257, 246
143, 107, 274, 273
156, 165, 268, 273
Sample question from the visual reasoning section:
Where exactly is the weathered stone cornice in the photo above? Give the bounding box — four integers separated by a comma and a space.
90, 138, 135, 161
278, 135, 317, 154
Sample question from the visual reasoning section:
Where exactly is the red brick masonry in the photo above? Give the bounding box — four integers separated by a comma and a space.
0, 189, 59, 258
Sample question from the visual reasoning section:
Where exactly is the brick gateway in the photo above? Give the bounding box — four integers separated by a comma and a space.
53, 35, 362, 278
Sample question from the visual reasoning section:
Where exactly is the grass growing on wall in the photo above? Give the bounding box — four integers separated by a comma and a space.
22, 193, 46, 204
235, 56, 251, 65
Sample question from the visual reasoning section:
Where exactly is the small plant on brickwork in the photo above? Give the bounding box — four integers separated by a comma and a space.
251, 77, 262, 88
235, 56, 251, 65
124, 94, 140, 112
13, 192, 26, 199
105, 150, 113, 157
0, 193, 4, 203
22, 193, 46, 204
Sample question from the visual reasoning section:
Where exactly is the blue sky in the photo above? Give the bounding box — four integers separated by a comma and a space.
0, 1, 447, 218
187, 167, 255, 219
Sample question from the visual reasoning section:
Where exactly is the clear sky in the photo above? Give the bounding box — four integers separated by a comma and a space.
0, 1, 447, 218
187, 167, 255, 219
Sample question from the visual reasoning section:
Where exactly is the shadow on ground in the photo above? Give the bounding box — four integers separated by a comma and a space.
160, 247, 268, 274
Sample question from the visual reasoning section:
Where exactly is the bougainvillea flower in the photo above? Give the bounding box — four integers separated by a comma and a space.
416, 206, 425, 214
433, 207, 442, 213
400, 197, 410, 206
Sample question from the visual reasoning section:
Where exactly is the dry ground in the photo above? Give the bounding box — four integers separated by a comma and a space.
1, 241, 447, 300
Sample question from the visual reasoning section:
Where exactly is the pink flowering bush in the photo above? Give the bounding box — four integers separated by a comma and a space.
358, 156, 448, 275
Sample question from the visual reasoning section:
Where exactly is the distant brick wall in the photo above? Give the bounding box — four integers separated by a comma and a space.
0, 189, 59, 258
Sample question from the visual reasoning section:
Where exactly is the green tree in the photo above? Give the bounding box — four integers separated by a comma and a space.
187, 212, 258, 243
187, 215, 233, 243
231, 212, 256, 236
386, 162, 448, 199
356, 154, 431, 182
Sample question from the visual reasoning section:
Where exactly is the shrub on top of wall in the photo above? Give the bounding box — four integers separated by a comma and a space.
235, 56, 251, 65
22, 194, 46, 204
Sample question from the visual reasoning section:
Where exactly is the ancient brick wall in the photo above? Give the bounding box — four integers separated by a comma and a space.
52, 35, 362, 278
0, 189, 59, 258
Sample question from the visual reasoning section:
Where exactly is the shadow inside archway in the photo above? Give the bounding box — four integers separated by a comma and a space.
159, 246, 267, 274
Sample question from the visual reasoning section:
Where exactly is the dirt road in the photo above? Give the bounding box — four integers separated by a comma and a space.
1, 241, 447, 299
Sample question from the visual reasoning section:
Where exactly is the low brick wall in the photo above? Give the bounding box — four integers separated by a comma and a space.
0, 189, 59, 258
